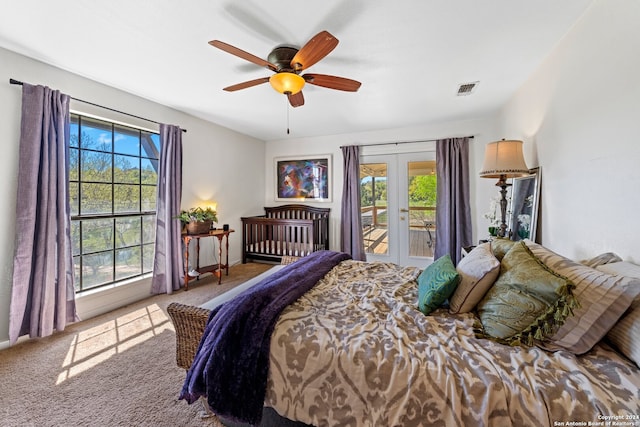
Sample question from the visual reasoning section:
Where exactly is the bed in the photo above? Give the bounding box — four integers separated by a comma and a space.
240, 205, 330, 264
171, 244, 640, 427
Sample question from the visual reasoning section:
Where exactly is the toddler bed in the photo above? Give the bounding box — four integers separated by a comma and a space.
240, 205, 330, 263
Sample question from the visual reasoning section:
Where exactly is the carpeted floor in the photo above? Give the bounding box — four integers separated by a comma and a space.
0, 262, 274, 427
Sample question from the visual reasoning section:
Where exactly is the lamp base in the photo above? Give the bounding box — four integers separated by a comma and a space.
495, 174, 511, 238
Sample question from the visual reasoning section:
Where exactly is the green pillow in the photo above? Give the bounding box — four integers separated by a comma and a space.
476, 241, 578, 346
490, 237, 517, 261
418, 254, 460, 315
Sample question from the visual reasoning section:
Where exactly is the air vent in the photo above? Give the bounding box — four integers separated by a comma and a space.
457, 81, 479, 96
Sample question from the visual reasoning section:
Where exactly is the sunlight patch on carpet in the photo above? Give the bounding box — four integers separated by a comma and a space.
56, 303, 173, 384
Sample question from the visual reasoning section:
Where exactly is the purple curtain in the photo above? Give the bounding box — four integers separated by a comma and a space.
434, 137, 472, 265
150, 124, 183, 294
340, 145, 366, 261
9, 83, 77, 344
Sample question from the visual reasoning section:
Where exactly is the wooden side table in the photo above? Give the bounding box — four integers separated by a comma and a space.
182, 229, 234, 290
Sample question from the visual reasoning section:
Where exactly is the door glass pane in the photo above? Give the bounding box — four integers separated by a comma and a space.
360, 163, 388, 255
407, 160, 436, 258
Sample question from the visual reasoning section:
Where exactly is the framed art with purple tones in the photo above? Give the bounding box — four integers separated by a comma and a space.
275, 155, 332, 202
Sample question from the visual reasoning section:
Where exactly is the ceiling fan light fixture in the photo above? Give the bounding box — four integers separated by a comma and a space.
269, 72, 305, 95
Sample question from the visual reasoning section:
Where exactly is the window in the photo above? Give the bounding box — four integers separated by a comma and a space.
69, 114, 160, 292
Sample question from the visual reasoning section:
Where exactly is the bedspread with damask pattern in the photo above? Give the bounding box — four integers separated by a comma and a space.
264, 260, 640, 427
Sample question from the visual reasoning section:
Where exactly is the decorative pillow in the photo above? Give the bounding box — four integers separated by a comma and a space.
418, 254, 460, 315
596, 262, 640, 367
476, 241, 577, 346
449, 243, 500, 314
581, 252, 622, 268
526, 242, 640, 355
490, 237, 517, 261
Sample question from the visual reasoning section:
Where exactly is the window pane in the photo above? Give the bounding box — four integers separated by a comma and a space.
70, 114, 79, 148
143, 243, 155, 273
114, 154, 140, 184
116, 247, 141, 280
80, 117, 112, 152
114, 125, 140, 156
81, 183, 112, 214
71, 221, 80, 256
114, 184, 140, 213
141, 186, 156, 211
69, 182, 79, 216
82, 251, 114, 289
141, 132, 160, 159
141, 158, 157, 184
69, 147, 79, 181
142, 215, 156, 244
81, 218, 114, 254
115, 217, 141, 248
81, 150, 112, 182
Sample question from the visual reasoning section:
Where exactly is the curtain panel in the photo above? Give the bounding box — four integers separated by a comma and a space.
9, 83, 78, 344
434, 137, 473, 265
340, 145, 366, 261
150, 124, 183, 294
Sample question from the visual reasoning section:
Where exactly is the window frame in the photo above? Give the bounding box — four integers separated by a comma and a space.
69, 113, 160, 293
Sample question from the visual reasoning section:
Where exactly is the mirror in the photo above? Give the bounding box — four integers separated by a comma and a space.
509, 167, 541, 242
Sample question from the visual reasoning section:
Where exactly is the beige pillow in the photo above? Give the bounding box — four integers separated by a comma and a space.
449, 242, 500, 314
526, 242, 640, 355
597, 262, 640, 367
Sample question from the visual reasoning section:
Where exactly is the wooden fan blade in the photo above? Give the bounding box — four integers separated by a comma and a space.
223, 77, 270, 92
209, 40, 277, 72
290, 31, 338, 72
288, 91, 305, 108
303, 74, 361, 92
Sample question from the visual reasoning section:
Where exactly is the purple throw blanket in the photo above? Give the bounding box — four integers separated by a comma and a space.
179, 250, 351, 425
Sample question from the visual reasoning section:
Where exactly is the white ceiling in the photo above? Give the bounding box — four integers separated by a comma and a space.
0, 0, 593, 141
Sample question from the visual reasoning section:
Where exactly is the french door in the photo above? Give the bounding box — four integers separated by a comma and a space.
360, 152, 436, 268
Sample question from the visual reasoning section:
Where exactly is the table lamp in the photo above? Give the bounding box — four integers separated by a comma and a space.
479, 139, 529, 238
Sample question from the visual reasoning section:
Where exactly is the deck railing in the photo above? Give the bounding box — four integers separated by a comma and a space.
361, 205, 435, 228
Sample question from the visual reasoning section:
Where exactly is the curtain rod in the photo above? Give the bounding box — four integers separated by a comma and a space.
9, 78, 187, 133
340, 135, 474, 149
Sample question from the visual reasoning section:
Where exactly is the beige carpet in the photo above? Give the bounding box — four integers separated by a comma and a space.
0, 262, 273, 427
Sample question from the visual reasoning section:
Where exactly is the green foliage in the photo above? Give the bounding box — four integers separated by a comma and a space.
176, 206, 218, 223
409, 175, 437, 206
360, 178, 387, 206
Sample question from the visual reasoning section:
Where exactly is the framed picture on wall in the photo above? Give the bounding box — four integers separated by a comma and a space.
275, 155, 332, 202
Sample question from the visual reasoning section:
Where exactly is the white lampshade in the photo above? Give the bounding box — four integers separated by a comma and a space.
479, 139, 529, 178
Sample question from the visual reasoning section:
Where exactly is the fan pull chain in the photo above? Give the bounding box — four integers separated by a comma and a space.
286, 98, 291, 135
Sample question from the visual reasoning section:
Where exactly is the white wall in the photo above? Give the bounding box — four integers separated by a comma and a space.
496, 0, 640, 262
264, 118, 499, 251
0, 47, 266, 344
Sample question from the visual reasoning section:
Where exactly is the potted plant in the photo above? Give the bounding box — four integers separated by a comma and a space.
176, 206, 218, 234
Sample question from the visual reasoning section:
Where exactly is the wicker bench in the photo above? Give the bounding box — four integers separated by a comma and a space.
168, 256, 300, 370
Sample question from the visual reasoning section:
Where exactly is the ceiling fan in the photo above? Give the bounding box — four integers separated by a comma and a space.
209, 30, 361, 107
